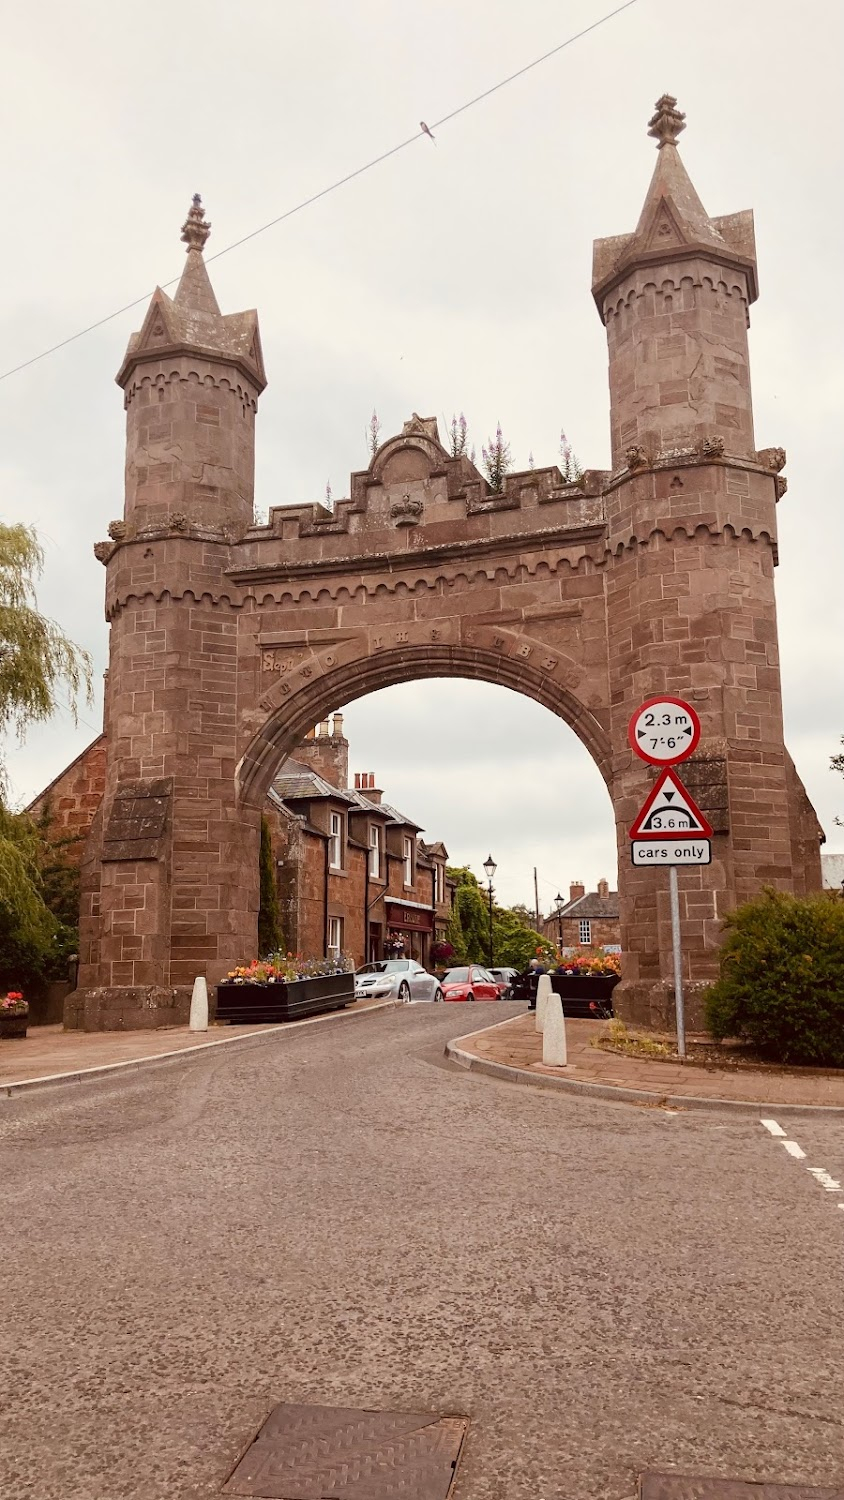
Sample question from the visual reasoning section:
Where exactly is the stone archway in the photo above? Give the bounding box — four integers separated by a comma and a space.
75, 103, 822, 1031
237, 642, 613, 811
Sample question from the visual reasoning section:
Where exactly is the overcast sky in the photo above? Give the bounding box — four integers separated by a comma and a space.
1, 0, 842, 914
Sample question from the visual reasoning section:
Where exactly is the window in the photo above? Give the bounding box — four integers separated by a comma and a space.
329, 811, 342, 869
435, 862, 444, 904
578, 918, 592, 946
369, 824, 381, 880
327, 916, 342, 957
403, 836, 413, 886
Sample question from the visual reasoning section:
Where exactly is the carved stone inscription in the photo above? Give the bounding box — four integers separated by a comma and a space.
101, 779, 172, 862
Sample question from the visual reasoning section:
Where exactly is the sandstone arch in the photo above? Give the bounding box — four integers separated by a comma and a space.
74, 108, 822, 1031
237, 641, 613, 812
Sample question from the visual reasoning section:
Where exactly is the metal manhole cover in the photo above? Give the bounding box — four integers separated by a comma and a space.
641, 1476, 844, 1499
224, 1403, 468, 1499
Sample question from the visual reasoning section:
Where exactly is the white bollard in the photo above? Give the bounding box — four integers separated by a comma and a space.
189, 975, 208, 1032
542, 993, 568, 1067
535, 972, 552, 1032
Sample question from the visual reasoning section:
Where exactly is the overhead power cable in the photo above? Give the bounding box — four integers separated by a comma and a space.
0, 0, 638, 385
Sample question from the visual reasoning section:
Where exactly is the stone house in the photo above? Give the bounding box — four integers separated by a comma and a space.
28, 715, 453, 971
264, 714, 453, 966
542, 880, 621, 952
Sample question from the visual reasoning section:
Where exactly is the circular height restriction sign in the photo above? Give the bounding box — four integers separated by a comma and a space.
628, 696, 701, 766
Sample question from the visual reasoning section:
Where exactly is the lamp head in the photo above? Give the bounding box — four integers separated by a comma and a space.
483, 855, 497, 881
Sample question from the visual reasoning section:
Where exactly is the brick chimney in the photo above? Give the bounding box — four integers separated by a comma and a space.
357, 771, 383, 805
569, 881, 586, 901
597, 878, 609, 898
295, 714, 349, 789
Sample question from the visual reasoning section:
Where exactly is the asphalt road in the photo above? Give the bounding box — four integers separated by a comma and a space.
2, 1003, 843, 1500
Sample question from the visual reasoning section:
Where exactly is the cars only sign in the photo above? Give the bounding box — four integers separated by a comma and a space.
629, 766, 713, 866
626, 695, 710, 1058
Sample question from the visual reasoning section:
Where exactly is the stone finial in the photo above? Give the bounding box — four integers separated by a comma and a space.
180, 193, 211, 253
647, 95, 686, 150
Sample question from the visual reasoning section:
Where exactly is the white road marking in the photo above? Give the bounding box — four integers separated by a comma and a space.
807, 1168, 842, 1191
758, 1121, 844, 1217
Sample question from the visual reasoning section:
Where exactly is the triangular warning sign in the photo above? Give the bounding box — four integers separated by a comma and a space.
629, 767, 713, 840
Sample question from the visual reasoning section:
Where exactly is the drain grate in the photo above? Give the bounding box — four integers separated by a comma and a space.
641, 1475, 844, 1499
224, 1402, 468, 1499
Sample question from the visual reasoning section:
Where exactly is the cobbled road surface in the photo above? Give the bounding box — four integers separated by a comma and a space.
2, 1003, 843, 1500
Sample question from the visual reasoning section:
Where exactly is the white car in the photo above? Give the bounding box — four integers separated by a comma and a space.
354, 960, 444, 1004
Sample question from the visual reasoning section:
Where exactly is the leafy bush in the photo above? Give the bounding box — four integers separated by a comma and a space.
704, 888, 844, 1066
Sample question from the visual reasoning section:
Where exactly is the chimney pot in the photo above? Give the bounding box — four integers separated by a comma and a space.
319, 719, 330, 738
354, 773, 361, 790
332, 713, 344, 738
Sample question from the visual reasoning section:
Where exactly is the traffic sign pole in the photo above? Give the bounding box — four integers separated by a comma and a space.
668, 866, 686, 1059
627, 696, 703, 1062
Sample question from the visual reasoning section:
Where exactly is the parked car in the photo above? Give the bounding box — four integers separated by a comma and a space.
440, 965, 503, 1002
354, 960, 443, 1004
489, 966, 518, 999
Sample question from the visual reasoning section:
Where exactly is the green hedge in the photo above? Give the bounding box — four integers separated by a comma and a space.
704, 888, 844, 1066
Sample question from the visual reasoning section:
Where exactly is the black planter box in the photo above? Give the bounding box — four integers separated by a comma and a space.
518, 972, 619, 1017
215, 973, 354, 1024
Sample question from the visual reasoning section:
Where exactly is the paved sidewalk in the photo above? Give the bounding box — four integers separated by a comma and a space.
447, 1010, 844, 1111
0, 996, 391, 1093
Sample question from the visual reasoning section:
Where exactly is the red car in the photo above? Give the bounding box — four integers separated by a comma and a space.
440, 965, 505, 1001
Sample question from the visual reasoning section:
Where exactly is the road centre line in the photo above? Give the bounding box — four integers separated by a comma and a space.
758, 1119, 844, 1211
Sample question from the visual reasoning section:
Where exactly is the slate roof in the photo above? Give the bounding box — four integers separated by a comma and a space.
269, 760, 355, 806
269, 760, 422, 830
558, 889, 619, 920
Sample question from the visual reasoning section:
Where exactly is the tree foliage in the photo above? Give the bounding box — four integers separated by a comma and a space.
258, 815, 282, 955
704, 888, 844, 1066
0, 524, 92, 745
832, 736, 844, 826
445, 866, 554, 968
0, 522, 93, 962
0, 803, 79, 991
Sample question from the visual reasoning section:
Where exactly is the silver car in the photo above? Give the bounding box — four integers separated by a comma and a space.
354, 960, 444, 1004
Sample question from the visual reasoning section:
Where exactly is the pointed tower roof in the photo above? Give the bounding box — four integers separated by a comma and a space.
592, 96, 758, 320
174, 194, 221, 315
116, 195, 266, 391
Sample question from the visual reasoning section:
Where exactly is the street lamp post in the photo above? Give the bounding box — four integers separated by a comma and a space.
483, 855, 497, 968
554, 892, 565, 953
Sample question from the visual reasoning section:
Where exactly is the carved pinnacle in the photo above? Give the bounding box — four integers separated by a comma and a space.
647, 95, 686, 149
180, 193, 211, 252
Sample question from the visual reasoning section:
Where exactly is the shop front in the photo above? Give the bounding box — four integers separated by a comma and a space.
384, 899, 435, 967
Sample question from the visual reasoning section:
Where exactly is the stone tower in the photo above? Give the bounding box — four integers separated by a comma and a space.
76, 199, 267, 1025
593, 96, 800, 1022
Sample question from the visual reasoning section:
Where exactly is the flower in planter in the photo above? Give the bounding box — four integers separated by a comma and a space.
225, 952, 353, 984
553, 947, 621, 977
0, 992, 28, 1015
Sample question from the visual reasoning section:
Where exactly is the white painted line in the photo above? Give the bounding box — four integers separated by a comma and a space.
760, 1118, 786, 1137
807, 1168, 843, 1191
782, 1140, 807, 1159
